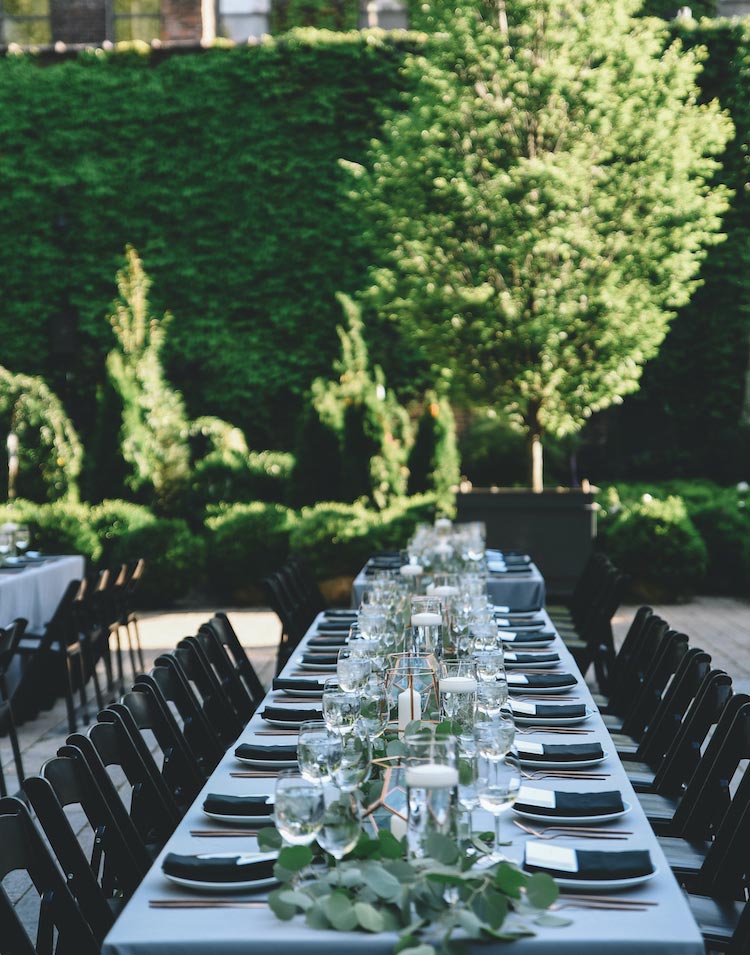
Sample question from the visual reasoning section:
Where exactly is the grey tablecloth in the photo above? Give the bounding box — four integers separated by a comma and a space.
102, 609, 703, 955
352, 561, 545, 612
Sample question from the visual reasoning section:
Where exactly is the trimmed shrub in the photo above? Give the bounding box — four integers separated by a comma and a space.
289, 501, 380, 579
205, 502, 295, 600
691, 503, 750, 596
289, 401, 344, 507
0, 500, 100, 564
407, 393, 459, 513
110, 518, 206, 607
188, 450, 294, 514
377, 494, 438, 550
88, 500, 157, 564
606, 495, 708, 599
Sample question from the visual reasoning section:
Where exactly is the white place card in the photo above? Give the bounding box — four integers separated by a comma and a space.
496, 619, 510, 627
494, 605, 510, 613
507, 673, 528, 685
516, 741, 544, 755
501, 632, 518, 642
526, 842, 578, 873
511, 701, 536, 714
518, 786, 556, 808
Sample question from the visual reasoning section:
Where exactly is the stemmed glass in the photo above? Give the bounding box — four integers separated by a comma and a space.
322, 678, 360, 735
297, 721, 343, 783
337, 647, 371, 692
457, 734, 479, 837
475, 679, 509, 721
0, 531, 12, 566
359, 677, 391, 738
439, 659, 477, 733
332, 723, 372, 792
274, 770, 325, 848
14, 524, 30, 556
474, 716, 520, 864
317, 785, 363, 862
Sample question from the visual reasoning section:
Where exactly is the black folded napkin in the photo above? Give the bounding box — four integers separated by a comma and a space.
516, 742, 604, 763
508, 673, 577, 689
316, 620, 351, 632
511, 701, 587, 719
308, 636, 348, 648
505, 652, 560, 665
324, 610, 357, 618
304, 645, 343, 656
203, 794, 274, 817
273, 678, 324, 693
501, 631, 556, 643
496, 618, 545, 629
489, 567, 531, 575
503, 557, 532, 566
301, 652, 337, 666
315, 629, 353, 638
235, 742, 298, 761
524, 846, 652, 881
516, 789, 624, 817
261, 705, 323, 723
162, 852, 277, 884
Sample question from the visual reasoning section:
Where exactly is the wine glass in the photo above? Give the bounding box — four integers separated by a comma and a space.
332, 723, 371, 792
439, 659, 477, 732
14, 524, 30, 555
274, 770, 325, 847
475, 678, 509, 721
322, 678, 360, 735
337, 647, 371, 692
475, 756, 521, 864
0, 531, 12, 566
297, 721, 343, 783
317, 785, 363, 861
359, 677, 390, 738
474, 647, 505, 683
474, 712, 516, 761
457, 734, 479, 837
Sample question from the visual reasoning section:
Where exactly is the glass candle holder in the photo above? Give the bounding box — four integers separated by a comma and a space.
404, 734, 459, 860
410, 596, 444, 657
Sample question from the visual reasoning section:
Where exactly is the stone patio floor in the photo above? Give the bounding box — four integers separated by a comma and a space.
4, 597, 750, 933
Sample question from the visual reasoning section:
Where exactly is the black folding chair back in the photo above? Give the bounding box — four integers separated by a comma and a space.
203, 613, 266, 707
0, 618, 27, 795
602, 605, 652, 712
190, 630, 256, 726
620, 629, 690, 741
0, 796, 100, 955
173, 639, 245, 743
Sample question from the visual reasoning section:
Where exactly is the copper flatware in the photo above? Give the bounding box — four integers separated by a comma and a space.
255, 730, 299, 736
190, 829, 263, 837
149, 900, 268, 909
230, 772, 281, 778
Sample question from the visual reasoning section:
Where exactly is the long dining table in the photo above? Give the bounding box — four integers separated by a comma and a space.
102, 589, 704, 955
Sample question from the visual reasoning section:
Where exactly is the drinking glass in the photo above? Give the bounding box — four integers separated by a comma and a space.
297, 720, 343, 783
404, 734, 459, 859
439, 659, 477, 732
474, 713, 516, 761
274, 770, 325, 846
332, 723, 372, 791
337, 648, 371, 692
359, 677, 390, 738
473, 647, 505, 683
14, 524, 29, 554
476, 757, 521, 863
322, 678, 360, 735
475, 679, 509, 721
410, 596, 443, 657
457, 733, 479, 836
317, 786, 363, 860
0, 531, 12, 566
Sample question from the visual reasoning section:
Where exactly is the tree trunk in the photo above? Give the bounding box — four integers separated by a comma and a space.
529, 431, 543, 493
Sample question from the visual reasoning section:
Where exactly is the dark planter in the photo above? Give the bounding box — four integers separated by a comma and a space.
456, 489, 598, 597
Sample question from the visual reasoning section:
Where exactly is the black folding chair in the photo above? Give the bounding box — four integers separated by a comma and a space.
0, 796, 100, 955
202, 613, 266, 706
187, 631, 257, 726
173, 640, 245, 743
0, 619, 27, 795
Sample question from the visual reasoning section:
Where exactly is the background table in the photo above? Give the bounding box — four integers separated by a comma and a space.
1, 555, 86, 694
103, 606, 703, 955
352, 560, 545, 612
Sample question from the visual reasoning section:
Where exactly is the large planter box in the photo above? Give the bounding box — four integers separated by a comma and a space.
456, 489, 597, 597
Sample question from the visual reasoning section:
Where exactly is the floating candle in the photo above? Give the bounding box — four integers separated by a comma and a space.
400, 564, 423, 577
398, 688, 422, 731
390, 814, 408, 840
411, 612, 442, 627
439, 676, 478, 694
404, 763, 459, 789
431, 585, 459, 597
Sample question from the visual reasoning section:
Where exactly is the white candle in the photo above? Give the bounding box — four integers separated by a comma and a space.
398, 688, 422, 731
431, 585, 459, 597
390, 814, 408, 840
405, 763, 459, 789
411, 612, 442, 627
439, 676, 478, 694
434, 542, 452, 555
435, 518, 453, 531
400, 564, 423, 577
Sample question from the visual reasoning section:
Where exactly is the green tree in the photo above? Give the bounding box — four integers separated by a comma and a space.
106, 246, 191, 511
407, 391, 460, 512
343, 0, 731, 490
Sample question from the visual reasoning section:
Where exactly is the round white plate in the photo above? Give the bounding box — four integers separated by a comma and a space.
514, 800, 631, 825
542, 868, 658, 892
234, 756, 297, 768
163, 873, 278, 893
501, 637, 557, 648
280, 688, 324, 699
505, 658, 561, 669
516, 751, 609, 769
202, 808, 275, 826
298, 661, 337, 672
507, 684, 577, 695
264, 718, 306, 729
512, 707, 594, 726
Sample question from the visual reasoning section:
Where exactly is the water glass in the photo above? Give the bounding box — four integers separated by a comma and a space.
317, 786, 363, 860
474, 714, 516, 761
332, 723, 372, 791
474, 647, 505, 683
457, 734, 479, 836
359, 677, 391, 738
410, 596, 443, 657
337, 648, 371, 692
476, 757, 521, 863
274, 770, 325, 846
14, 524, 30, 554
322, 678, 360, 735
404, 735, 459, 860
297, 721, 343, 783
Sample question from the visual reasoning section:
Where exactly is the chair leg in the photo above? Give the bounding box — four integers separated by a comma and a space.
111, 626, 125, 694
75, 651, 89, 724
122, 623, 138, 682
63, 657, 77, 734
101, 632, 115, 692
6, 705, 24, 787
129, 614, 145, 672
0, 758, 6, 798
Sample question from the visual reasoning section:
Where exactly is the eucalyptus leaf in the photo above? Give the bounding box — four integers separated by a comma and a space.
278, 844, 313, 872
363, 861, 403, 900
305, 901, 331, 931
256, 827, 282, 851
456, 909, 484, 939
535, 912, 574, 927
471, 887, 508, 930
424, 832, 459, 865
387, 739, 407, 758
354, 901, 386, 933
494, 862, 527, 898
324, 890, 359, 931
378, 829, 405, 859
396, 945, 436, 955
267, 888, 297, 921
525, 872, 559, 909
394, 935, 422, 954
276, 889, 313, 911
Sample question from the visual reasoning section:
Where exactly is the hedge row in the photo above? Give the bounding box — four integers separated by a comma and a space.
596, 480, 750, 600
0, 21, 748, 491
0, 493, 437, 607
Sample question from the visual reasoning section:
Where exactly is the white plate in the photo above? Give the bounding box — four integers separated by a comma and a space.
264, 718, 306, 729
508, 683, 577, 696
163, 873, 278, 893
516, 751, 609, 769
202, 808, 275, 826
297, 661, 337, 672
512, 707, 594, 726
505, 658, 561, 670
514, 800, 631, 825
500, 637, 557, 648
280, 688, 324, 699
234, 756, 297, 768
538, 868, 658, 892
